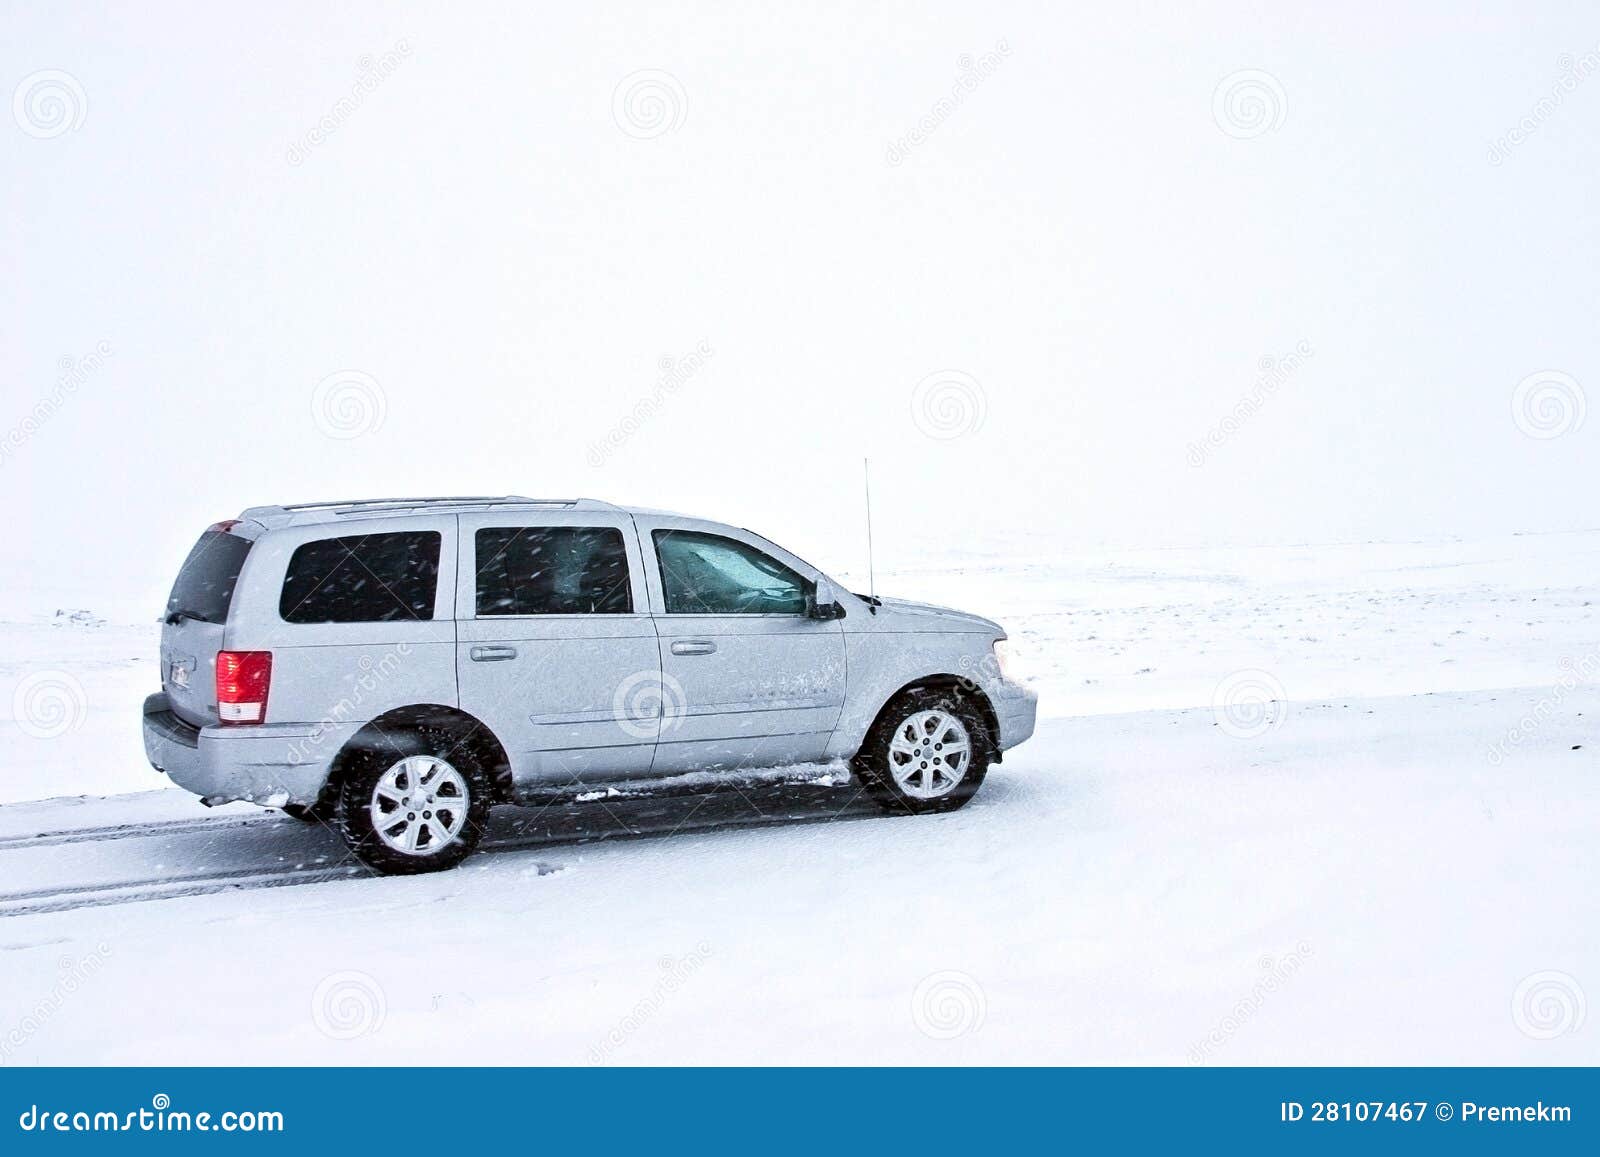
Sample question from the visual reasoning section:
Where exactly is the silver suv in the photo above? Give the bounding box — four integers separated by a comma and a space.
142, 497, 1037, 873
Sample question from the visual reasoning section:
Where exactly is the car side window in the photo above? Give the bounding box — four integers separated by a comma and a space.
653, 530, 808, 615
476, 526, 632, 615
280, 531, 441, 623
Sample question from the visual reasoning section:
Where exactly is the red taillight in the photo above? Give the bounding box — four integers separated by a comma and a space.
216, 650, 271, 724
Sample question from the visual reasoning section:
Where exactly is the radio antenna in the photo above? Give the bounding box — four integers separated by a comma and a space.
863, 457, 877, 606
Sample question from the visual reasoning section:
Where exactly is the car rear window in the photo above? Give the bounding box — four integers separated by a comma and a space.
167, 530, 254, 624
476, 526, 632, 615
280, 531, 441, 624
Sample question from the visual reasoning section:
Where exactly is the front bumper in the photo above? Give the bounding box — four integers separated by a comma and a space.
993, 681, 1038, 752
142, 692, 335, 807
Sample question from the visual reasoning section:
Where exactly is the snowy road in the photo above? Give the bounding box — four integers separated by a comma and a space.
3, 534, 1597, 1064
2, 682, 1594, 1066
0, 774, 869, 919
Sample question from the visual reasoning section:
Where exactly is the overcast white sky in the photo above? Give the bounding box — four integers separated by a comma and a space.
4, 2, 1598, 614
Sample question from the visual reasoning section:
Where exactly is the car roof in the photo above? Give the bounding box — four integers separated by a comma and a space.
228, 498, 830, 582
236, 496, 661, 529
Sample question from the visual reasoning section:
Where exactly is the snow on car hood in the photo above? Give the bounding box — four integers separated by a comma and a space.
869, 596, 1002, 635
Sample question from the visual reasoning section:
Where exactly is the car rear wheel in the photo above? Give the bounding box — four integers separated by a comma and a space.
336, 732, 491, 874
853, 687, 991, 815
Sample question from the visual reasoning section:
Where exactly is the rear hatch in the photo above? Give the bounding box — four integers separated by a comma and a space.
161, 521, 260, 727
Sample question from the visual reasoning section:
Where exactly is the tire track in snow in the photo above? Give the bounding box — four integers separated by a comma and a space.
0, 814, 281, 851
0, 782, 878, 919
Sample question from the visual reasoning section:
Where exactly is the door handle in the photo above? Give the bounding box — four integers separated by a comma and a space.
469, 645, 518, 662
670, 639, 717, 656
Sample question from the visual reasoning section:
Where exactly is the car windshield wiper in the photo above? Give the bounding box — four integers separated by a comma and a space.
164, 608, 211, 625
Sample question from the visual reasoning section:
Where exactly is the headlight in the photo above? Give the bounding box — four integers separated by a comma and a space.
992, 639, 1015, 681
990, 638, 1036, 685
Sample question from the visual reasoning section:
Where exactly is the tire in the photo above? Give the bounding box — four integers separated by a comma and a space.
852, 686, 992, 815
335, 729, 492, 874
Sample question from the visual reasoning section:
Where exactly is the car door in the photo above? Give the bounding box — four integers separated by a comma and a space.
455, 510, 661, 788
634, 515, 847, 775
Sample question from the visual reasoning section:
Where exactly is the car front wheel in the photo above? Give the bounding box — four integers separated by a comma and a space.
853, 687, 991, 815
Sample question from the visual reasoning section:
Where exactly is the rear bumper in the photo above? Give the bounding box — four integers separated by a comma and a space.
993, 682, 1038, 753
142, 692, 335, 807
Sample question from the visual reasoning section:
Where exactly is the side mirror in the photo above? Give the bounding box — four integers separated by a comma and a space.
807, 579, 846, 621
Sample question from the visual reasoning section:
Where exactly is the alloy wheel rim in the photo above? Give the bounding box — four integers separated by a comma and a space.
370, 754, 470, 856
888, 710, 972, 799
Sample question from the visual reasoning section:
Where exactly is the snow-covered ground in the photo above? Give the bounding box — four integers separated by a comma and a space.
1, 531, 1596, 1064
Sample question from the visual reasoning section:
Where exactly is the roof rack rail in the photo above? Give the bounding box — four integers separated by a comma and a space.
238, 497, 620, 526
280, 496, 541, 512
